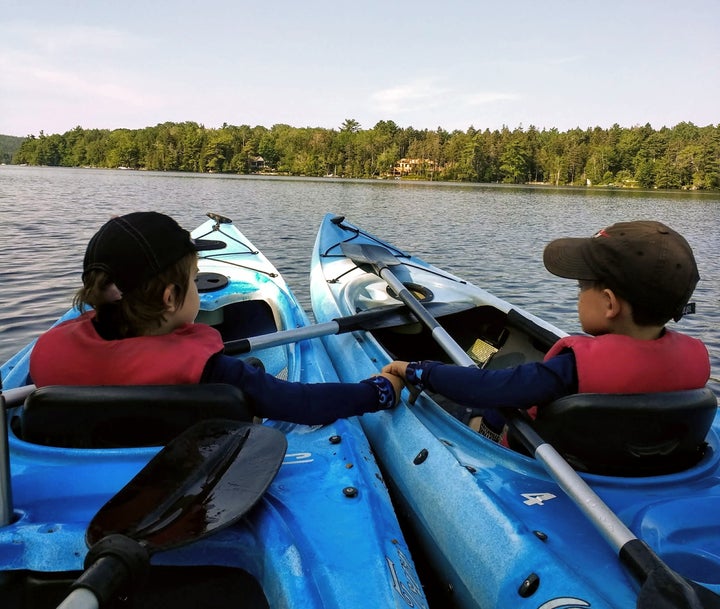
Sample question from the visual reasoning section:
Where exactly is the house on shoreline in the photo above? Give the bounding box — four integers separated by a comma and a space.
393, 158, 437, 177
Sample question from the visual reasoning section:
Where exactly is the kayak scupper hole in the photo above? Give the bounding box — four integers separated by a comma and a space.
413, 448, 429, 465
518, 573, 540, 597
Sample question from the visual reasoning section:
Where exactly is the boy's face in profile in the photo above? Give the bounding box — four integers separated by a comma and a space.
577, 282, 609, 336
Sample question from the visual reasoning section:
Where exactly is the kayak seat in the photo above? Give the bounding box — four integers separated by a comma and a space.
525, 387, 717, 476
18, 384, 254, 448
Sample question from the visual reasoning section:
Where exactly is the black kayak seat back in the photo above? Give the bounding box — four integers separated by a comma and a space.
19, 384, 254, 448
531, 387, 718, 477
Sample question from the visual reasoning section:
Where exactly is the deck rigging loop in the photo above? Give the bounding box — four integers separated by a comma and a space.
324, 216, 408, 259
200, 253, 279, 278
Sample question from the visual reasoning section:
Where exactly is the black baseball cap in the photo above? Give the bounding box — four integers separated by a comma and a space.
543, 220, 699, 322
83, 212, 225, 293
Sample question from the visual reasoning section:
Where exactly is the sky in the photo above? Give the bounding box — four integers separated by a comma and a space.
1, 0, 718, 137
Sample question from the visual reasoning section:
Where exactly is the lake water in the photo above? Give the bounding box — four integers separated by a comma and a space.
1, 165, 719, 394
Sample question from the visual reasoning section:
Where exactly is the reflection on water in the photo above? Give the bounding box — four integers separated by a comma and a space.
1, 166, 719, 394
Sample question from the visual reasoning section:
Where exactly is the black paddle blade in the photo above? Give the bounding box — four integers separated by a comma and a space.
341, 242, 402, 268
621, 539, 720, 609
638, 568, 720, 609
87, 419, 287, 553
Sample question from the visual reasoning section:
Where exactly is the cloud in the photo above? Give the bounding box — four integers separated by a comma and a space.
371, 80, 450, 113
462, 92, 521, 105
1, 53, 163, 113
371, 80, 520, 116
0, 21, 164, 117
1, 21, 141, 54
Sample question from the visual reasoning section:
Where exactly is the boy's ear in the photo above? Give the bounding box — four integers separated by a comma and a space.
162, 284, 178, 311
603, 288, 623, 319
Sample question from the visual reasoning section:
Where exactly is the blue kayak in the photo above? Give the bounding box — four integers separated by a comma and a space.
310, 213, 720, 609
0, 213, 428, 609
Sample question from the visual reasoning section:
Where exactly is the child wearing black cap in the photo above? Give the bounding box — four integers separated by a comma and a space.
383, 220, 711, 441
30, 212, 403, 424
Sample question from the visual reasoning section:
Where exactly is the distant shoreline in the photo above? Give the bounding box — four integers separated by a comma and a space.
5, 120, 720, 191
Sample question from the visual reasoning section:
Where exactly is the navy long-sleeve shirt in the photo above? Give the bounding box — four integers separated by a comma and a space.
202, 353, 395, 425
405, 352, 578, 429
407, 352, 577, 408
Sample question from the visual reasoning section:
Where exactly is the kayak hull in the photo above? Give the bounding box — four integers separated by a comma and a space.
0, 214, 427, 609
310, 213, 720, 609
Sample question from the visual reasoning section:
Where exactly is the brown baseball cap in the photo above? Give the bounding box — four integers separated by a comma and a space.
543, 220, 699, 322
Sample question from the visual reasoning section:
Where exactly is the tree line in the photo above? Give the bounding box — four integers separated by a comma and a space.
11, 119, 720, 189
0, 134, 24, 164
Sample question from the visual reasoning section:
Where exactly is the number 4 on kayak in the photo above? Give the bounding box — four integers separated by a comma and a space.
522, 492, 558, 506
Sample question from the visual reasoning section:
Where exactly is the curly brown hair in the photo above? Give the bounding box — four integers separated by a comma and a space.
74, 252, 197, 338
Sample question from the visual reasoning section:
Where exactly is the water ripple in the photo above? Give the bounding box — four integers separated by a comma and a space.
2, 167, 719, 395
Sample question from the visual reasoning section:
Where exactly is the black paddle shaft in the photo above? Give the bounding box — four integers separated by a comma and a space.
223, 300, 475, 355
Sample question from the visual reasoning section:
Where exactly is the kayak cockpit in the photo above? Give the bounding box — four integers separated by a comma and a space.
195, 297, 278, 343
367, 301, 718, 477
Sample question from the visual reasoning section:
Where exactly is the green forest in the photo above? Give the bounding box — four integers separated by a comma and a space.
8, 119, 720, 190
0, 135, 24, 164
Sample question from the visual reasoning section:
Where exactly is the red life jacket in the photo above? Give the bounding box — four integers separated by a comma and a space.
30, 312, 224, 387
502, 330, 711, 447
544, 330, 710, 393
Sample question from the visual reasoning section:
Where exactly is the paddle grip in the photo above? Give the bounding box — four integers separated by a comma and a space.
74, 534, 150, 605
224, 337, 252, 355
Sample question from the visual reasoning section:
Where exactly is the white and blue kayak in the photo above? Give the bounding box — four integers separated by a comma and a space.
310, 213, 720, 609
0, 213, 428, 609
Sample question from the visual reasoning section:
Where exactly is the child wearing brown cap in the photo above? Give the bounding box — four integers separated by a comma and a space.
30, 212, 403, 424
383, 221, 711, 441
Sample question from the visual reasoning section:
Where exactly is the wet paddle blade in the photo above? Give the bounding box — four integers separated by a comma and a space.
87, 419, 287, 552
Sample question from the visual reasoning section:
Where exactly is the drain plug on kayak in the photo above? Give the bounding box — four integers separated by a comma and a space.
343, 487, 359, 498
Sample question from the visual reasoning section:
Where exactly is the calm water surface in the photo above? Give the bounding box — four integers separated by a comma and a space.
1, 166, 719, 394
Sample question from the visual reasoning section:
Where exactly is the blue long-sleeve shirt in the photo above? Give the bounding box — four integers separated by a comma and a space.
202, 353, 395, 425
